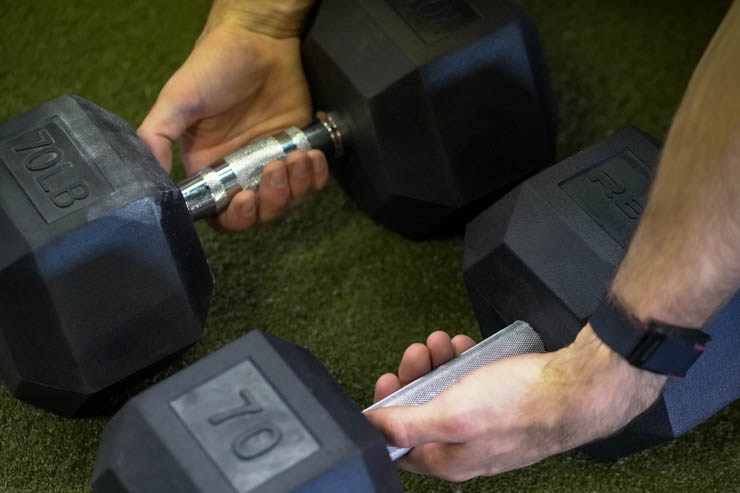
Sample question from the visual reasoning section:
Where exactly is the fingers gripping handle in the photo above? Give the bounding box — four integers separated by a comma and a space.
179, 130, 306, 220
364, 321, 547, 461
179, 113, 342, 220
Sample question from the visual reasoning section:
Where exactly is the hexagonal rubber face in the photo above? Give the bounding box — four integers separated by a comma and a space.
93, 331, 401, 493
462, 126, 660, 347
0, 95, 212, 415
302, 0, 557, 238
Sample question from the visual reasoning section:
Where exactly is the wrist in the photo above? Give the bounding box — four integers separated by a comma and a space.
589, 292, 710, 378
206, 0, 317, 38
570, 324, 667, 392
543, 325, 666, 446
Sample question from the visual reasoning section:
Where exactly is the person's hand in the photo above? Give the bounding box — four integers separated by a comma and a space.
365, 327, 666, 481
372, 331, 477, 402
138, 4, 329, 232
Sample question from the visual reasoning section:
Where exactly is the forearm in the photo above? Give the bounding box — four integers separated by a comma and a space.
612, 0, 740, 327
205, 0, 317, 38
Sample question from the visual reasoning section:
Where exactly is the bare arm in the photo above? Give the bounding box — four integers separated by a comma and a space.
613, 0, 740, 327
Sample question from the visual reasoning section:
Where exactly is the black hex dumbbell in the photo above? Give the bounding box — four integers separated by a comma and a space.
462, 126, 740, 459
0, 0, 556, 415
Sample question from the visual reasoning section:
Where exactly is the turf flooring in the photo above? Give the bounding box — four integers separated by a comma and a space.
0, 0, 738, 491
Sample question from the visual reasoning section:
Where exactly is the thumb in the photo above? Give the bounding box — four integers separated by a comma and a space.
364, 402, 457, 449
137, 90, 195, 172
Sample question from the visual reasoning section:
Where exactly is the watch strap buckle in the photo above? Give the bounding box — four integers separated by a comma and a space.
590, 296, 711, 378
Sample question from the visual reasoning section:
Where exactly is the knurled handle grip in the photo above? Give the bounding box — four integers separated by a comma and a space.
178, 113, 342, 221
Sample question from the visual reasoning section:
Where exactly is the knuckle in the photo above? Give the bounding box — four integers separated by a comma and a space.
386, 416, 414, 449
260, 188, 288, 207
437, 414, 473, 440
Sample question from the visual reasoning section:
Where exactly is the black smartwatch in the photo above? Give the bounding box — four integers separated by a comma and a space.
589, 295, 710, 378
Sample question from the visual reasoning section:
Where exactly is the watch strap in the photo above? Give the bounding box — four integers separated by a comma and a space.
590, 296, 710, 378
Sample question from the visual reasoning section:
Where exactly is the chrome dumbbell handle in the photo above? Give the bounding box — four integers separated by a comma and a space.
179, 112, 342, 221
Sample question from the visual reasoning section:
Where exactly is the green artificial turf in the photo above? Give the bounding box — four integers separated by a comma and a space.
0, 0, 738, 491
